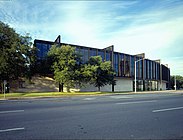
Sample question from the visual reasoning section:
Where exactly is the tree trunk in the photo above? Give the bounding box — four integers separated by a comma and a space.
98, 86, 100, 91
59, 82, 64, 92
112, 84, 114, 92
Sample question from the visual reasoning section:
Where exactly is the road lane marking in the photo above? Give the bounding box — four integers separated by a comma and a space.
110, 96, 133, 99
0, 110, 24, 114
0, 127, 25, 133
83, 97, 96, 100
152, 106, 183, 113
116, 100, 157, 105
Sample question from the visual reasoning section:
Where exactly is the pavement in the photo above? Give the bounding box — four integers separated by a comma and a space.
0, 91, 183, 139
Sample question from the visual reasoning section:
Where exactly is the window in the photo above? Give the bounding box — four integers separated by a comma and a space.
106, 51, 110, 61
89, 49, 97, 57
36, 43, 42, 59
114, 53, 119, 76
130, 56, 135, 77
136, 57, 139, 78
157, 63, 160, 80
119, 53, 124, 76
80, 48, 89, 63
75, 47, 80, 53
152, 62, 155, 79
144, 60, 146, 79
36, 43, 51, 59
149, 61, 152, 79
146, 60, 150, 79
98, 50, 105, 61
155, 62, 159, 80
139, 60, 143, 79
125, 55, 130, 77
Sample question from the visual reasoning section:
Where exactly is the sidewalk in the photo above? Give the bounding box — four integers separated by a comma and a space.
130, 90, 183, 94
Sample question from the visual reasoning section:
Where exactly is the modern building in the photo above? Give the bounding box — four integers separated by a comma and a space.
34, 35, 170, 92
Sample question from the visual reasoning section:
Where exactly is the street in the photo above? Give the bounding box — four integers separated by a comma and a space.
0, 92, 183, 139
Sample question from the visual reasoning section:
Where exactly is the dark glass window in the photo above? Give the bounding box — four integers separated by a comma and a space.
125, 55, 130, 77
36, 43, 51, 59
80, 48, 89, 63
149, 61, 152, 79
136, 57, 139, 78
155, 62, 158, 80
114, 53, 119, 76
98, 50, 105, 61
139, 59, 143, 79
36, 43, 42, 59
119, 53, 124, 76
106, 51, 110, 61
130, 56, 135, 77
89, 49, 97, 57
147, 60, 150, 79
152, 62, 155, 79
157, 63, 160, 80
144, 59, 146, 79
75, 47, 80, 53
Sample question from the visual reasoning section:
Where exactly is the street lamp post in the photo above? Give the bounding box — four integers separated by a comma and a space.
174, 75, 176, 91
135, 58, 144, 93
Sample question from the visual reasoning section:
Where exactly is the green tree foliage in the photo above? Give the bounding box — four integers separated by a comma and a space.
0, 21, 35, 81
170, 75, 183, 89
48, 45, 83, 92
48, 45, 115, 92
83, 56, 115, 91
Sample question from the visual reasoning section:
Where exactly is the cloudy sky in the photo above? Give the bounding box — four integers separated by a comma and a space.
0, 0, 183, 76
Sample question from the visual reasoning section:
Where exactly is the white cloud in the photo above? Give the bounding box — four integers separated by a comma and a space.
1, 0, 183, 75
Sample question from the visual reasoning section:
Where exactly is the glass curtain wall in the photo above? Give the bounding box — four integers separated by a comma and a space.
114, 53, 119, 76
119, 53, 124, 76
80, 48, 89, 63
98, 50, 105, 61
106, 51, 110, 61
130, 56, 135, 77
36, 43, 51, 60
125, 55, 130, 77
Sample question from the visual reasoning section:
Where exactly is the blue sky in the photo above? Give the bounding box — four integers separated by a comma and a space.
0, 0, 183, 76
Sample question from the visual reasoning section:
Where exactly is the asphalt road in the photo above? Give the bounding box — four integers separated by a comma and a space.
0, 92, 183, 139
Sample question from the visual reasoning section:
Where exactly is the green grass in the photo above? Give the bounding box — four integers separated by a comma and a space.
0, 91, 133, 99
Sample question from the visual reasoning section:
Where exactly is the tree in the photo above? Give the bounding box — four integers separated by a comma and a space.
83, 56, 115, 91
170, 75, 183, 89
0, 21, 35, 83
48, 45, 83, 92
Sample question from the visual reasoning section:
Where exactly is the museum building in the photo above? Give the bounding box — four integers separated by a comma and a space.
34, 35, 170, 92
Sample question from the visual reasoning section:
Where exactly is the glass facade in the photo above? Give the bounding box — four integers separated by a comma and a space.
106, 51, 110, 61
144, 60, 146, 79
130, 56, 135, 77
119, 53, 124, 76
34, 36, 170, 89
89, 49, 97, 57
80, 48, 89, 63
36, 42, 52, 60
114, 53, 119, 76
125, 55, 130, 77
98, 50, 105, 61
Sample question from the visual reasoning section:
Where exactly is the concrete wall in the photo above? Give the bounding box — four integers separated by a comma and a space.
77, 78, 133, 92
78, 84, 112, 92
11, 76, 59, 92
158, 81, 167, 90
114, 78, 133, 92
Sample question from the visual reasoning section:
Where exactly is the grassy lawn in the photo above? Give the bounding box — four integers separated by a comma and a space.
0, 91, 130, 99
